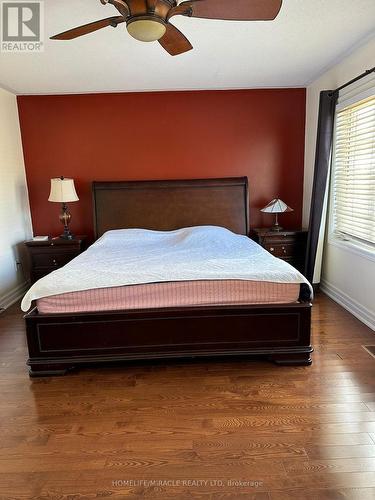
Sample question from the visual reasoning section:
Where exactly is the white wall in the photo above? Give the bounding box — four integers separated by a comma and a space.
0, 88, 33, 310
303, 36, 375, 330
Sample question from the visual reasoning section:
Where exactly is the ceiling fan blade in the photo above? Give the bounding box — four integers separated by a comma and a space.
168, 0, 282, 21
158, 23, 193, 56
51, 16, 125, 40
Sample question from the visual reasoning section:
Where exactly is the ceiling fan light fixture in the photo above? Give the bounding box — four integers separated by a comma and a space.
127, 17, 167, 42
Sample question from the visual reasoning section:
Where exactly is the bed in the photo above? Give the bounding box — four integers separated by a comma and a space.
24, 177, 313, 376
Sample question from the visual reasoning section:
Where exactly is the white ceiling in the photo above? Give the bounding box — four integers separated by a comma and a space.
1, 0, 375, 95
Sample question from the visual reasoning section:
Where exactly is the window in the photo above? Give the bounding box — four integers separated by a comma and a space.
332, 90, 375, 249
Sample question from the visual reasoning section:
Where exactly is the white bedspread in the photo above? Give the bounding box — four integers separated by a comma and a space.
21, 226, 312, 311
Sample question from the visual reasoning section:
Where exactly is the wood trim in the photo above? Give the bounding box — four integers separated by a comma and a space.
320, 279, 375, 331
0, 281, 29, 311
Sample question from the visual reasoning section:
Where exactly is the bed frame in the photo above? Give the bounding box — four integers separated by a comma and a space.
25, 177, 312, 376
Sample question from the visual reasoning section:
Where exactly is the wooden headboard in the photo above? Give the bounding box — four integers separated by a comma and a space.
92, 177, 249, 239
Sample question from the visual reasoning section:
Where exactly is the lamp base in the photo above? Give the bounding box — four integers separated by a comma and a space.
60, 231, 75, 240
59, 203, 74, 240
270, 213, 283, 231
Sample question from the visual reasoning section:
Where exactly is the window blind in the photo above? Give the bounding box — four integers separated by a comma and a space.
332, 93, 375, 246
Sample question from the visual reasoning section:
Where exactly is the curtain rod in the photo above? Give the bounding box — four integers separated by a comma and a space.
330, 66, 375, 96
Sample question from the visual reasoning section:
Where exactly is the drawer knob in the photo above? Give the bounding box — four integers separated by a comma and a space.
270, 247, 274, 252
53, 259, 57, 265
283, 249, 287, 254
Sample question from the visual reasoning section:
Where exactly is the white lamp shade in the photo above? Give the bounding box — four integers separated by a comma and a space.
48, 178, 79, 203
261, 198, 293, 214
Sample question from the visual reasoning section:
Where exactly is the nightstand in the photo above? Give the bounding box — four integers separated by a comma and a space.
252, 228, 308, 274
25, 236, 87, 284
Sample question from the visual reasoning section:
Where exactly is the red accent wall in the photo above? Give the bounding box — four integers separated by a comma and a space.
17, 89, 306, 239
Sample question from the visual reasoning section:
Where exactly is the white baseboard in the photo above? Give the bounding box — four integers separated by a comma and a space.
320, 279, 375, 332
0, 281, 29, 312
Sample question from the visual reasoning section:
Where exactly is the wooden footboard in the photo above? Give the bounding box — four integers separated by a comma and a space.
24, 302, 313, 376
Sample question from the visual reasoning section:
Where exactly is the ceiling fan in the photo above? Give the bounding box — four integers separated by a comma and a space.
51, 0, 283, 56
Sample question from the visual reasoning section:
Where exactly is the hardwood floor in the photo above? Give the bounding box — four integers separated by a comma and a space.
0, 293, 375, 499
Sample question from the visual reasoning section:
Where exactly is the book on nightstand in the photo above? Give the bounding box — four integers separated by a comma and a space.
32, 236, 49, 241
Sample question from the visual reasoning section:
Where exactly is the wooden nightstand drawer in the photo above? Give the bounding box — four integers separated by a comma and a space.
265, 243, 295, 258
264, 234, 297, 244
25, 236, 87, 284
31, 269, 56, 282
32, 251, 79, 269
252, 228, 308, 274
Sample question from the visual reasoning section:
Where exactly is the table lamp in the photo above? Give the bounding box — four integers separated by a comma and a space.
260, 198, 293, 231
48, 177, 79, 239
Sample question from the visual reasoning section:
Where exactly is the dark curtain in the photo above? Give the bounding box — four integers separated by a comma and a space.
305, 90, 338, 284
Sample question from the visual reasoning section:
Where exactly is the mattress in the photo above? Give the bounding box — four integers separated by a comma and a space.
23, 226, 312, 313
36, 280, 301, 313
